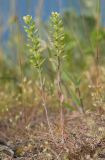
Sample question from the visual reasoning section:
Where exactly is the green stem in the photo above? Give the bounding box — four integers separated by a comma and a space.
57, 56, 64, 144
38, 67, 57, 145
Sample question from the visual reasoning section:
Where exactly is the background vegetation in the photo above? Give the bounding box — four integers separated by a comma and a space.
0, 0, 104, 113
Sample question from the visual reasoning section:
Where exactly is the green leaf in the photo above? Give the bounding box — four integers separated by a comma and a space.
64, 102, 74, 111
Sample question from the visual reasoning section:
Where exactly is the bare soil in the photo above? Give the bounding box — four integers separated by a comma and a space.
0, 106, 105, 160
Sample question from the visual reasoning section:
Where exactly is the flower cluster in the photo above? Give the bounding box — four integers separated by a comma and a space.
23, 15, 45, 68
50, 12, 65, 57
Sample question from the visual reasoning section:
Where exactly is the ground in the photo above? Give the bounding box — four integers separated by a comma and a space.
0, 106, 105, 160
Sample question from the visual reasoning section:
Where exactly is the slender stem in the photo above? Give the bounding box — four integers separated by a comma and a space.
38, 68, 57, 144
95, 0, 100, 85
57, 56, 64, 143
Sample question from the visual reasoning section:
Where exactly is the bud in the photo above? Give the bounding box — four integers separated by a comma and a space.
23, 15, 32, 24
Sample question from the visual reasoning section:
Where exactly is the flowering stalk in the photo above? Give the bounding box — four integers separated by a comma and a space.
23, 15, 55, 143
50, 12, 65, 143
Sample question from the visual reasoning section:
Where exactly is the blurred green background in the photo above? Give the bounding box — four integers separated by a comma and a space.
0, 0, 104, 112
